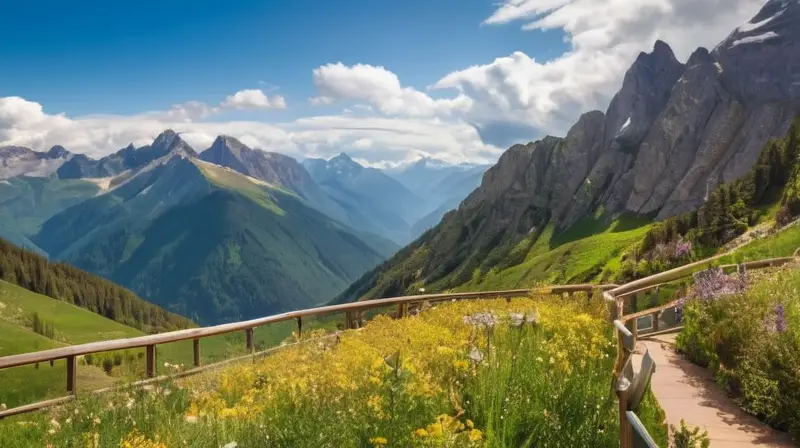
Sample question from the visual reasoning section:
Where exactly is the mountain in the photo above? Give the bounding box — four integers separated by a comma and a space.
0, 145, 72, 179
57, 130, 197, 179
334, 0, 800, 303
387, 157, 477, 197
303, 153, 427, 244
31, 132, 396, 324
409, 165, 489, 238
198, 136, 355, 227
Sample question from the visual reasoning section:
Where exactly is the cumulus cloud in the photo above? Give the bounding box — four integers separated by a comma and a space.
311, 62, 473, 118
222, 89, 287, 110
432, 0, 764, 137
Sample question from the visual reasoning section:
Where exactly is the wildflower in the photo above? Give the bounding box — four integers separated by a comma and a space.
185, 415, 198, 424
92, 417, 101, 425
525, 310, 539, 326
509, 313, 525, 327
775, 304, 788, 333
0, 403, 5, 410
469, 429, 483, 441
48, 429, 56, 435
222, 443, 238, 448
463, 312, 498, 329
414, 428, 429, 437
468, 347, 484, 363
674, 239, 692, 259
49, 419, 60, 430
370, 437, 388, 446
692, 268, 744, 300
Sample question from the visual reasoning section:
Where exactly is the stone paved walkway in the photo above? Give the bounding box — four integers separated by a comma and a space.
636, 334, 796, 447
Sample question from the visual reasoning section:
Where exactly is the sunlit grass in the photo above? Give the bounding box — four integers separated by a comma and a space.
0, 296, 667, 447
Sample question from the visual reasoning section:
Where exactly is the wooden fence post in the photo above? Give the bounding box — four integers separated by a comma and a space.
618, 385, 632, 448
245, 329, 254, 353
145, 345, 156, 378
297, 317, 303, 338
631, 318, 638, 341
651, 311, 660, 332
66, 355, 77, 395
193, 338, 201, 367
345, 312, 354, 329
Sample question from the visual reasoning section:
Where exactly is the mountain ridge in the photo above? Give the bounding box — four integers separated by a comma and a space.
333, 0, 800, 303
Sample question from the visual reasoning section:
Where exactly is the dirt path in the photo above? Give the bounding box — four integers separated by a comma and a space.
637, 334, 795, 447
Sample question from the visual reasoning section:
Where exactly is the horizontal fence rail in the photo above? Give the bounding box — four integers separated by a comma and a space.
0, 248, 795, 445
0, 284, 613, 419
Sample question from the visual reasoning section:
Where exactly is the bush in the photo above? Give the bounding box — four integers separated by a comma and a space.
676, 267, 800, 440
670, 419, 710, 448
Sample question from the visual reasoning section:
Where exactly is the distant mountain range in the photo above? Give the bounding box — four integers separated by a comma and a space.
0, 131, 487, 323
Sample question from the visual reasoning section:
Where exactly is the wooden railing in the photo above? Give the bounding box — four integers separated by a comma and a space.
0, 284, 611, 419
605, 254, 796, 448
1, 251, 795, 446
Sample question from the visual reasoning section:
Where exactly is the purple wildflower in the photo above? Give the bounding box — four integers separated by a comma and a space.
775, 304, 788, 333
674, 239, 692, 259
691, 268, 744, 301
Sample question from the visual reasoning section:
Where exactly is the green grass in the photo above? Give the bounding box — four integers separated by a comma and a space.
459, 215, 652, 291
0, 280, 338, 408
0, 280, 144, 344
676, 265, 800, 440
0, 296, 668, 447
720, 223, 800, 264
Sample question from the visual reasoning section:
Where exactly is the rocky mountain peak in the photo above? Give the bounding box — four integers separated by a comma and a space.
151, 130, 197, 158
714, 0, 800, 105
46, 145, 71, 159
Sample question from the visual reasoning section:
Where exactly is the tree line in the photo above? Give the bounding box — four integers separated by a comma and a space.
0, 238, 194, 333
642, 117, 800, 252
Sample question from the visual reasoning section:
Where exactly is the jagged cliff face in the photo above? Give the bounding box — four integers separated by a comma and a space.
334, 0, 800, 302
476, 0, 800, 229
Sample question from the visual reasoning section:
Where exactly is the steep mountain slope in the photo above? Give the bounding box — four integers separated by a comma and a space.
33, 134, 396, 324
198, 136, 354, 226
0, 176, 100, 251
334, 0, 800, 303
303, 154, 426, 244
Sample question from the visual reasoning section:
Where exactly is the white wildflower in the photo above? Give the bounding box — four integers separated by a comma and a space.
185, 415, 198, 424
222, 442, 238, 448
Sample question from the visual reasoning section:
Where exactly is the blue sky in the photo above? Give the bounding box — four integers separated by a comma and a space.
0, 0, 566, 117
0, 0, 764, 165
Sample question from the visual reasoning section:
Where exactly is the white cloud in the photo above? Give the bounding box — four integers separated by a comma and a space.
311, 62, 473, 118
222, 89, 287, 110
0, 95, 501, 165
432, 0, 765, 136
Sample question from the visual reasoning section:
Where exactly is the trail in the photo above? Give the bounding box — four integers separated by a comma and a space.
636, 334, 796, 447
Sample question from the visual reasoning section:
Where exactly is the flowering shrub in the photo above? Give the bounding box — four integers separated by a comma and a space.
0, 295, 668, 447
676, 266, 800, 440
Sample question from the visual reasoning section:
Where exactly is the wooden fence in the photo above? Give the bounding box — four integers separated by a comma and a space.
0, 252, 795, 447
0, 284, 610, 419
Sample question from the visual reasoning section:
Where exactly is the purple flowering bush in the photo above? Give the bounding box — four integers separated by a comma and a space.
676, 266, 800, 440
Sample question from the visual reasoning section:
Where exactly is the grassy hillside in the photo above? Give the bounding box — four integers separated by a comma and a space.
0, 295, 668, 447
0, 279, 322, 408
0, 237, 193, 333
33, 156, 394, 325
